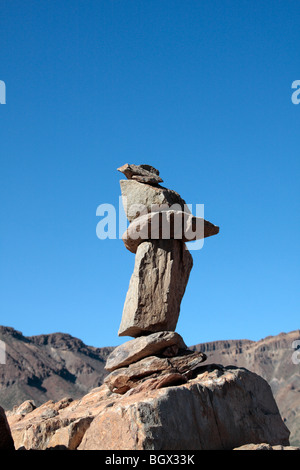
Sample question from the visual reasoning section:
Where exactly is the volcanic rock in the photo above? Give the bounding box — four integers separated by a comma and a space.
192, 329, 300, 447
118, 240, 193, 337
117, 163, 163, 185
1, 327, 299, 447
105, 331, 187, 372
7, 364, 291, 451
0, 326, 113, 411
233, 443, 299, 450
80, 365, 290, 450
0, 406, 14, 450
122, 210, 220, 253
120, 179, 190, 223
104, 351, 207, 394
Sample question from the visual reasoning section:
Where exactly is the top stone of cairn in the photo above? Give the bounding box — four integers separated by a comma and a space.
117, 163, 163, 185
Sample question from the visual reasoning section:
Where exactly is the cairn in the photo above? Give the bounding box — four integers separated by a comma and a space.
104, 164, 219, 394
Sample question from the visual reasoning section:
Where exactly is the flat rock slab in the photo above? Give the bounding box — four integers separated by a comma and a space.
118, 240, 193, 337
105, 331, 187, 372
105, 351, 207, 394
120, 179, 190, 222
122, 210, 219, 253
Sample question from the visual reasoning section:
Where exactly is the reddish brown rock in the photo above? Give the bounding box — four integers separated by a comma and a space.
104, 356, 171, 393
104, 350, 206, 394
7, 388, 113, 450
192, 329, 300, 447
7, 365, 291, 451
0, 326, 113, 411
105, 331, 187, 372
104, 351, 207, 394
78, 365, 290, 450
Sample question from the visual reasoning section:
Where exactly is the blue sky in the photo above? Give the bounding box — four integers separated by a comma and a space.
0, 0, 299, 348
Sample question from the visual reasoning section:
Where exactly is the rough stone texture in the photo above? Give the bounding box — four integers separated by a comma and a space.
0, 406, 15, 450
46, 416, 93, 450
1, 327, 298, 447
117, 163, 163, 185
122, 210, 220, 253
131, 175, 161, 184
118, 240, 193, 337
104, 351, 207, 394
233, 443, 299, 450
105, 356, 171, 393
7, 365, 291, 451
79, 365, 290, 451
120, 179, 190, 222
192, 329, 300, 447
6, 392, 110, 451
105, 331, 187, 372
10, 400, 36, 416
0, 326, 113, 411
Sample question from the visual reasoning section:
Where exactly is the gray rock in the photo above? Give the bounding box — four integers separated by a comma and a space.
117, 164, 163, 185
120, 179, 190, 222
118, 240, 193, 337
105, 331, 187, 372
13, 400, 36, 416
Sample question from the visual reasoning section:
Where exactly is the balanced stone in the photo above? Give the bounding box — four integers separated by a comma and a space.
105, 356, 171, 393
105, 331, 187, 372
117, 164, 163, 185
105, 163, 219, 376
104, 351, 207, 394
118, 239, 193, 337
122, 210, 220, 253
120, 179, 190, 223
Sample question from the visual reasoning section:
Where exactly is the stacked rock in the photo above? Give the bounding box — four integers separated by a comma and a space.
104, 164, 219, 395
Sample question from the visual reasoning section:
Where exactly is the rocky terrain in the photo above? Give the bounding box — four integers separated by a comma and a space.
0, 326, 299, 447
0, 165, 298, 450
0, 325, 113, 411
192, 329, 300, 446
4, 363, 292, 450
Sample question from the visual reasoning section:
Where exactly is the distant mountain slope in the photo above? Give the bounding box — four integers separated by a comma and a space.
0, 326, 113, 411
191, 330, 300, 446
0, 326, 299, 445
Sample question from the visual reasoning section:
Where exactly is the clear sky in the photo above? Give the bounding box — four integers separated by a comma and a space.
0, 0, 299, 348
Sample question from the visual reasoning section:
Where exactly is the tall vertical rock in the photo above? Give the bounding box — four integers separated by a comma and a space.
118, 239, 193, 337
